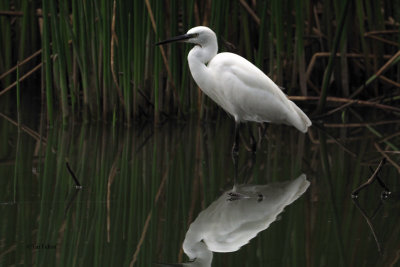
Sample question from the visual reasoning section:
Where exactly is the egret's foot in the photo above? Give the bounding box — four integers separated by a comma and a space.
227, 192, 250, 201
227, 192, 240, 201
227, 191, 263, 202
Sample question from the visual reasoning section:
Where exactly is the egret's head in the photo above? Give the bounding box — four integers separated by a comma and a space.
156, 26, 216, 47
185, 26, 216, 47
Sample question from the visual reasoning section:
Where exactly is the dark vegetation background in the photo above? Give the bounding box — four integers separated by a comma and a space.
1, 1, 400, 266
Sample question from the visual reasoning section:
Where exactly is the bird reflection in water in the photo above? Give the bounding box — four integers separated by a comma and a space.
159, 174, 309, 266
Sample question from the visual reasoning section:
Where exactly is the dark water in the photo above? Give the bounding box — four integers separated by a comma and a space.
1, 111, 399, 266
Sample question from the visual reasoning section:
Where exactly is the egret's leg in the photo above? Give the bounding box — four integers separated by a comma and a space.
257, 122, 268, 148
247, 124, 257, 153
233, 157, 238, 185
232, 122, 240, 181
232, 122, 240, 158
243, 152, 256, 184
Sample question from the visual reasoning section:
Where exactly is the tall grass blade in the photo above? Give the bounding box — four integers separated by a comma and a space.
316, 0, 352, 114
41, 0, 54, 124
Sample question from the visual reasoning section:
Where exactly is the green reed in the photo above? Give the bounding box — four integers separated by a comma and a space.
316, 0, 352, 114
41, 0, 53, 124
0, 1, 12, 87
0, 0, 400, 122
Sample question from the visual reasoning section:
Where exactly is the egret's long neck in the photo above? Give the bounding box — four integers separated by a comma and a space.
187, 42, 218, 92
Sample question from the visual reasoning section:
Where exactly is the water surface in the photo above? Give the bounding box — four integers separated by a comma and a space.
0, 112, 399, 266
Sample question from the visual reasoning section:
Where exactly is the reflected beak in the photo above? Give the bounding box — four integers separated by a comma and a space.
156, 33, 197, 46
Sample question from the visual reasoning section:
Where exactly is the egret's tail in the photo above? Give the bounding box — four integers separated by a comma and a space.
286, 174, 310, 202
290, 101, 312, 133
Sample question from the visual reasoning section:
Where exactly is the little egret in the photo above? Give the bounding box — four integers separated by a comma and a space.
157, 26, 311, 154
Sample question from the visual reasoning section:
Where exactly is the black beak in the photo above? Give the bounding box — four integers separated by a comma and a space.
156, 33, 197, 46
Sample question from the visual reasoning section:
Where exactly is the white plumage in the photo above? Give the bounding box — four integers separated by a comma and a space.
157, 26, 311, 133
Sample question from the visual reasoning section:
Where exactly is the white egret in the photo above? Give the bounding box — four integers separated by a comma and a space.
157, 26, 311, 154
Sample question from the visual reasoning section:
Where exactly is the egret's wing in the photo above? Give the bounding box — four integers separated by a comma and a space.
209, 53, 292, 121
209, 52, 311, 131
212, 53, 289, 101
